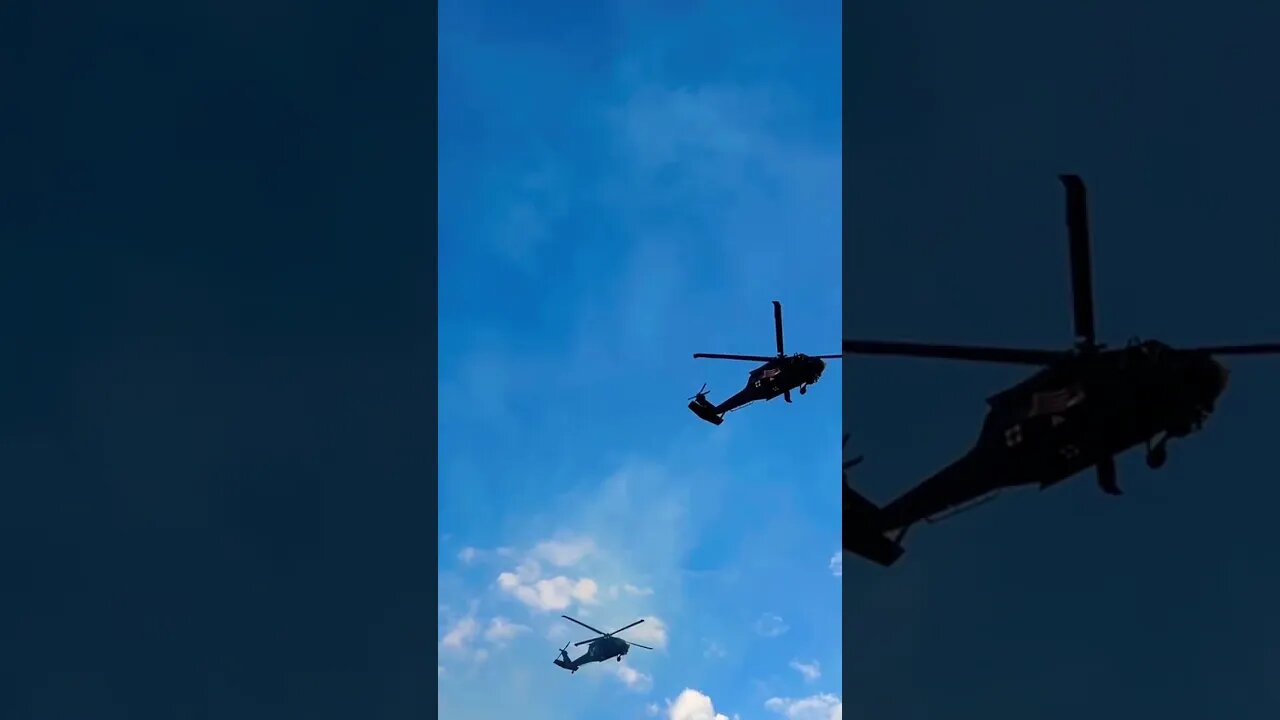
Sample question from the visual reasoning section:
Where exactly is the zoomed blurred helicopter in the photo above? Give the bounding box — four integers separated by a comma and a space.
843, 174, 1280, 567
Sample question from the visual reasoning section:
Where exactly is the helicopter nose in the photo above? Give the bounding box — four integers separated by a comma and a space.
1213, 359, 1230, 397
1194, 356, 1229, 406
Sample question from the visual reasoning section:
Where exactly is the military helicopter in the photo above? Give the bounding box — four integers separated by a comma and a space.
688, 301, 841, 425
842, 174, 1280, 567
551, 615, 653, 674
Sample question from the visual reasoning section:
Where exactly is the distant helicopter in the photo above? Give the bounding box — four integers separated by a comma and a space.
688, 301, 841, 425
843, 174, 1280, 567
552, 615, 653, 674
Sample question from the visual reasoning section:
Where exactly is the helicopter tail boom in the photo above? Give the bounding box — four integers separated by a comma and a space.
688, 393, 725, 425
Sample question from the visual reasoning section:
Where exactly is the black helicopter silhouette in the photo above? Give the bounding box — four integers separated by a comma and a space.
688, 301, 841, 425
842, 174, 1280, 567
552, 615, 653, 674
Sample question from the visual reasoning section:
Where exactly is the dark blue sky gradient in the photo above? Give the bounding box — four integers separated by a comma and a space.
2, 3, 435, 718
847, 3, 1280, 719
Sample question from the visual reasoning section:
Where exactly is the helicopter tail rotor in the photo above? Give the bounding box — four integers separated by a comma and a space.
688, 384, 724, 425
553, 642, 575, 671
842, 434, 904, 567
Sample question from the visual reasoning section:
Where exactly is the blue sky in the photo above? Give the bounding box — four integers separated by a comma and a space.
847, 3, 1280, 719
439, 1, 842, 719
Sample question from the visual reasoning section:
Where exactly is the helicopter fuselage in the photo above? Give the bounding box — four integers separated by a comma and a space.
743, 354, 828, 400
690, 354, 827, 424
556, 636, 629, 671
868, 341, 1230, 534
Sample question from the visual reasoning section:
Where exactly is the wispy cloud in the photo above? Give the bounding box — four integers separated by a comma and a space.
484, 617, 530, 644
703, 640, 728, 660
453, 545, 515, 567
789, 659, 822, 682
610, 582, 655, 598
440, 615, 478, 650
764, 694, 843, 720
532, 536, 597, 567
829, 551, 842, 578
754, 613, 791, 638
610, 663, 654, 693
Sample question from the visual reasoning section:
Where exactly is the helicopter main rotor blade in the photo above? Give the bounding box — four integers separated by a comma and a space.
607, 619, 645, 636
561, 615, 608, 637
693, 353, 775, 362
812, 354, 843, 359
844, 340, 1065, 366
627, 642, 654, 650
773, 300, 785, 356
1184, 343, 1280, 355
1060, 174, 1099, 349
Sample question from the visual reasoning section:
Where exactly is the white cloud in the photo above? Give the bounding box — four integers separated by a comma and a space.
789, 659, 822, 682
829, 551, 842, 578
626, 616, 669, 650
669, 689, 731, 720
647, 702, 662, 716
440, 616, 478, 650
609, 582, 656, 599
703, 640, 727, 659
532, 536, 596, 567
754, 613, 790, 638
610, 663, 654, 693
497, 570, 600, 612
452, 545, 516, 566
765, 695, 843, 720
491, 537, 616, 613
484, 617, 531, 644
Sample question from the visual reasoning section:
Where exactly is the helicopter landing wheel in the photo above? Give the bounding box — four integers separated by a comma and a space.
617, 656, 622, 662
1146, 444, 1168, 470
799, 385, 807, 395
